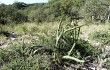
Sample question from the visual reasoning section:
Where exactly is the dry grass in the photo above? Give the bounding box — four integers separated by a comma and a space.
80, 23, 110, 35
78, 21, 110, 46
0, 22, 58, 41
0, 35, 6, 41
0, 21, 110, 41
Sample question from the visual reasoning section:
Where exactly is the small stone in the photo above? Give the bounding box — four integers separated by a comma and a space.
88, 67, 95, 70
101, 68, 107, 70
85, 56, 93, 62
10, 32, 19, 38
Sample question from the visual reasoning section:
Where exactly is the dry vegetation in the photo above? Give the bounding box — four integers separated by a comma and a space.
0, 0, 110, 70
0, 21, 110, 70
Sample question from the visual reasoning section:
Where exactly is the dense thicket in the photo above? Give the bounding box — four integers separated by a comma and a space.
0, 0, 110, 24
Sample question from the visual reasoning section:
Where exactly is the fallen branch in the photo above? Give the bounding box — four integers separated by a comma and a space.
62, 55, 85, 63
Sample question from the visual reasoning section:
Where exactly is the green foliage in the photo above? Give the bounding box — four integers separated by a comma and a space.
0, 0, 110, 24
104, 59, 110, 69
28, 9, 46, 23
0, 0, 109, 69
83, 0, 110, 23
0, 4, 15, 24
75, 39, 98, 58
0, 20, 101, 69
33, 20, 98, 63
0, 30, 10, 37
12, 11, 28, 23
89, 31, 110, 44
53, 20, 98, 63
0, 4, 28, 24
13, 2, 27, 10
0, 43, 50, 70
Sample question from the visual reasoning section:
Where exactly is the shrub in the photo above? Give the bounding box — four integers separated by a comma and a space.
0, 20, 100, 70
34, 20, 99, 63
12, 11, 28, 24
0, 43, 50, 70
89, 31, 110, 45
104, 59, 110, 69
